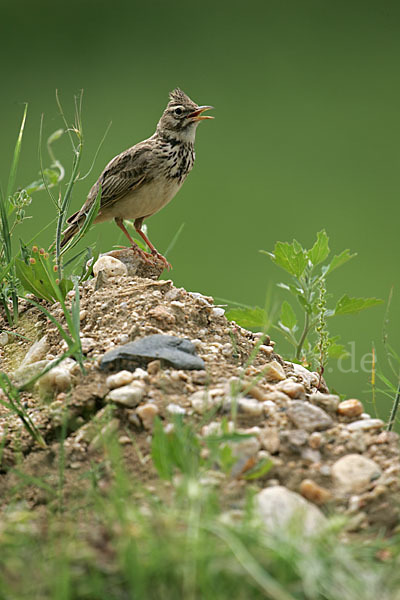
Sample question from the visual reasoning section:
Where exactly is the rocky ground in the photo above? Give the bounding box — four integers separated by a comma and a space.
0, 249, 399, 534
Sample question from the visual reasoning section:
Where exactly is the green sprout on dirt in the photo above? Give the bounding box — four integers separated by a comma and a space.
263, 230, 383, 370
227, 230, 382, 377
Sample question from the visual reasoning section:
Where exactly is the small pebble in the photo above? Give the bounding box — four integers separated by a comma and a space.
166, 403, 186, 415
308, 432, 323, 449
93, 255, 127, 277
106, 370, 135, 389
276, 380, 306, 399
332, 454, 382, 494
301, 448, 321, 463
337, 399, 364, 418
246, 385, 268, 402
37, 366, 71, 399
291, 363, 320, 388
191, 370, 208, 385
106, 384, 144, 408
0, 332, 8, 346
264, 391, 290, 406
309, 393, 340, 413
259, 344, 274, 356
237, 397, 263, 417
259, 427, 280, 454
288, 401, 333, 432
256, 486, 326, 536
118, 435, 132, 445
299, 479, 332, 504
132, 367, 150, 381
21, 335, 49, 366
347, 419, 384, 432
264, 360, 286, 382
211, 307, 225, 318
189, 390, 213, 414
136, 403, 159, 429
80, 337, 96, 353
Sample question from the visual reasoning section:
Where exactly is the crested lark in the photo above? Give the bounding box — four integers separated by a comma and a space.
61, 88, 213, 269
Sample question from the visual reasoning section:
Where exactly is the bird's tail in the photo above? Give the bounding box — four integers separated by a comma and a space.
60, 211, 86, 248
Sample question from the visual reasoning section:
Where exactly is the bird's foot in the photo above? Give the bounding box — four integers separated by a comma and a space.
151, 249, 172, 270
130, 245, 154, 264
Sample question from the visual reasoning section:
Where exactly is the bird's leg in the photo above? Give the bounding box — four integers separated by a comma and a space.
134, 217, 171, 270
114, 217, 153, 263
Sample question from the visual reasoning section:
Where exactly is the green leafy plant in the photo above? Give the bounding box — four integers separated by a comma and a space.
234, 230, 382, 374
0, 106, 66, 325
0, 372, 46, 448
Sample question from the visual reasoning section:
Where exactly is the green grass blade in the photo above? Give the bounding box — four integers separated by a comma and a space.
163, 222, 185, 258
60, 184, 101, 256
6, 104, 28, 202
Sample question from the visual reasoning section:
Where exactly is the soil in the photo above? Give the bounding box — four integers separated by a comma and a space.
0, 250, 399, 534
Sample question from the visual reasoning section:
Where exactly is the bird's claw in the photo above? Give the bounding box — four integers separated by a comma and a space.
151, 250, 172, 270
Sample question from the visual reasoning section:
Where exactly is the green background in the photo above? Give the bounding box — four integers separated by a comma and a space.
1, 0, 399, 415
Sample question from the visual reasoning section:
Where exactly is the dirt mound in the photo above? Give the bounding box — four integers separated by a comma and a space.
0, 255, 399, 531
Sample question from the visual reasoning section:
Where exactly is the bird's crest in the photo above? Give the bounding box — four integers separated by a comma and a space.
168, 88, 194, 106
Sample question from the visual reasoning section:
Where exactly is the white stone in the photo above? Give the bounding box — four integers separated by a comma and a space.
347, 419, 384, 432
211, 307, 225, 318
93, 255, 128, 277
256, 486, 326, 536
201, 420, 234, 437
0, 332, 9, 346
166, 403, 186, 415
291, 363, 319, 388
332, 454, 382, 494
37, 366, 71, 398
259, 344, 274, 356
132, 368, 149, 381
189, 390, 214, 414
237, 397, 263, 416
106, 384, 144, 407
21, 335, 49, 366
106, 370, 135, 389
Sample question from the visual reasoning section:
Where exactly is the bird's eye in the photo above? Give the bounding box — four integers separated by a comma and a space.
174, 107, 183, 116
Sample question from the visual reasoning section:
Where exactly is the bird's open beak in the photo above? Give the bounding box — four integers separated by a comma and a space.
188, 105, 214, 121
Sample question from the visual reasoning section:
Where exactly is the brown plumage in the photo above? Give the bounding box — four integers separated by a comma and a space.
61, 88, 213, 269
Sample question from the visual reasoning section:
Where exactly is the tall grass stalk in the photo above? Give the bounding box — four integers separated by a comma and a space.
54, 91, 84, 275
0, 104, 28, 324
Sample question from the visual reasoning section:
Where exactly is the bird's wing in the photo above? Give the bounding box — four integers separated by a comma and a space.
69, 142, 153, 223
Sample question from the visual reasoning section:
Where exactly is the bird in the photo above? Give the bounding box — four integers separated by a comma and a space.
60, 88, 213, 269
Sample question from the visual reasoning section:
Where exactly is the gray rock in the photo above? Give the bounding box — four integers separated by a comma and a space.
282, 429, 309, 447
256, 486, 326, 536
309, 392, 340, 413
287, 401, 333, 432
100, 334, 205, 372
332, 454, 382, 494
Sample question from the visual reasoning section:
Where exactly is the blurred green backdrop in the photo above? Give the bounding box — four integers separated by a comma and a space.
1, 0, 399, 415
